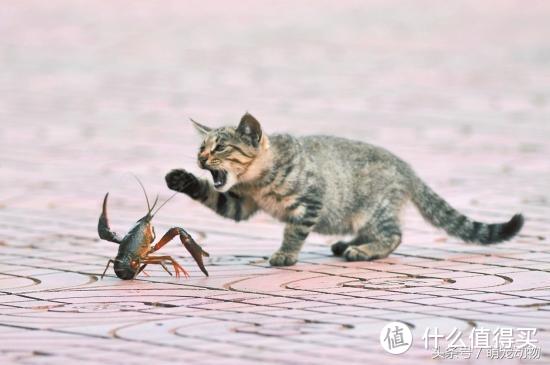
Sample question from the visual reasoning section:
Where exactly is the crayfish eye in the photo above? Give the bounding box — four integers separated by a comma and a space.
130, 260, 139, 269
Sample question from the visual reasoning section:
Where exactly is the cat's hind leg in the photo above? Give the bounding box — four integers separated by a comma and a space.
343, 211, 402, 261
331, 233, 373, 256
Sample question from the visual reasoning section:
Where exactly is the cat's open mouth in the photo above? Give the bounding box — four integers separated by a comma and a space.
209, 169, 227, 189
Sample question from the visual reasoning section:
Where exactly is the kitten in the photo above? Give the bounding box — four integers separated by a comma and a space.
166, 113, 524, 266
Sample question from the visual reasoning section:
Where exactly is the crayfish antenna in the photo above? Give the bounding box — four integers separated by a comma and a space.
132, 174, 151, 212
152, 192, 178, 217
148, 195, 160, 215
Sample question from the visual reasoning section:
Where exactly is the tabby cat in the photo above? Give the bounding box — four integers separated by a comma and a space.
165, 113, 524, 266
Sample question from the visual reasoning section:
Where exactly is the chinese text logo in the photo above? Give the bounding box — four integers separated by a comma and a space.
380, 322, 413, 354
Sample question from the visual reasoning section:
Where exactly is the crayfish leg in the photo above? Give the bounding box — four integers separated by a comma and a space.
142, 255, 188, 278
151, 227, 209, 277
100, 259, 115, 279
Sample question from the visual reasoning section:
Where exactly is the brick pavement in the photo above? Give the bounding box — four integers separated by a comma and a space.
1, 1, 549, 364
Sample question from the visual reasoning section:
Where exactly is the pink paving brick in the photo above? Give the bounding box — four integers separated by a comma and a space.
1, 1, 550, 364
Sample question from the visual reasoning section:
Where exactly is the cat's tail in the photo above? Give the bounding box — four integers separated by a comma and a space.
410, 177, 524, 244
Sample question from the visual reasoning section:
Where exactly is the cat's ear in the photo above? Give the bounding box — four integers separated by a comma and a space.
189, 118, 212, 136
237, 112, 262, 147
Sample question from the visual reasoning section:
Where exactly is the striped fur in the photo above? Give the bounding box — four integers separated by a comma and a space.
411, 177, 524, 244
166, 113, 524, 266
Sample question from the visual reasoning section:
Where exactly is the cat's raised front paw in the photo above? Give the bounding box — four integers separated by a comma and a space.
165, 169, 200, 197
269, 251, 298, 266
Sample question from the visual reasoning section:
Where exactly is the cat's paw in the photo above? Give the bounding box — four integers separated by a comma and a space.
331, 241, 349, 256
343, 246, 373, 261
269, 250, 298, 266
343, 244, 389, 261
165, 169, 200, 197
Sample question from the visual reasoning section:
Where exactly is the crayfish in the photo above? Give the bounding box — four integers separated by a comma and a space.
98, 179, 209, 280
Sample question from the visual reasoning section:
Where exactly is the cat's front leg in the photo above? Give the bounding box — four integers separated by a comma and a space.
166, 168, 208, 200
166, 169, 258, 221
270, 195, 322, 266
269, 223, 314, 266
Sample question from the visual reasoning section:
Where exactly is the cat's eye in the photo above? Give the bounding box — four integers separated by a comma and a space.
214, 144, 226, 152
